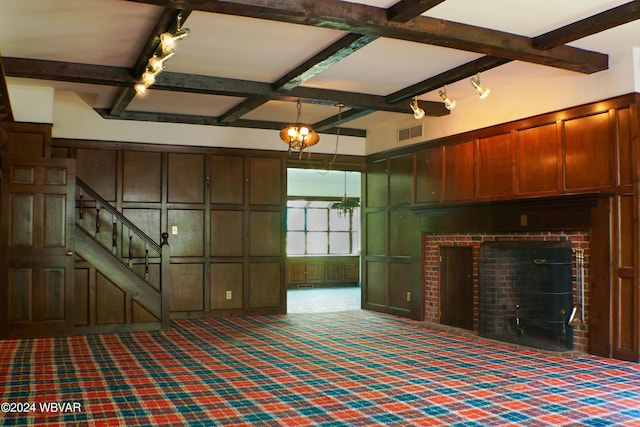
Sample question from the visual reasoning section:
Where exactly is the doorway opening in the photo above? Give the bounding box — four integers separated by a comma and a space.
286, 168, 361, 313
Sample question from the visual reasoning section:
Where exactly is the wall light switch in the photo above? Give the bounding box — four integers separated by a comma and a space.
520, 214, 528, 227
226, 291, 232, 300
171, 226, 178, 235
406, 292, 411, 302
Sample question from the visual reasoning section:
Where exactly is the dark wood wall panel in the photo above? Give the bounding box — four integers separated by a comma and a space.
516, 123, 559, 195
365, 262, 387, 306
249, 157, 281, 206
617, 107, 633, 186
210, 263, 243, 310
76, 149, 117, 201
122, 208, 162, 246
389, 211, 413, 257
416, 148, 442, 203
249, 262, 281, 308
564, 112, 613, 191
211, 210, 243, 257
444, 141, 475, 201
211, 155, 244, 205
618, 195, 634, 268
123, 151, 162, 202
389, 154, 413, 206
366, 159, 387, 207
616, 278, 635, 352
169, 264, 204, 312
74, 268, 89, 326
365, 211, 386, 256
133, 302, 157, 323
477, 133, 513, 199
167, 210, 204, 257
96, 274, 125, 325
388, 263, 412, 311
249, 211, 281, 257
1, 122, 51, 158
168, 153, 204, 204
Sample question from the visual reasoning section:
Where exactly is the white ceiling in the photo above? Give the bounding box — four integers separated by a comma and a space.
1, 0, 639, 138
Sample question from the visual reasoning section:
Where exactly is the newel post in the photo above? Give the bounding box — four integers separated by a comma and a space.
160, 232, 170, 330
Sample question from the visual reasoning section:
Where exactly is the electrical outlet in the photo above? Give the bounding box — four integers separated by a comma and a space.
406, 292, 411, 302
225, 291, 232, 300
171, 225, 178, 235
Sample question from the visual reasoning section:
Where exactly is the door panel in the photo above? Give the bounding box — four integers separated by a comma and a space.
1, 157, 76, 338
440, 246, 474, 330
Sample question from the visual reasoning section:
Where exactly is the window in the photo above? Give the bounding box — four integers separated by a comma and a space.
286, 200, 360, 255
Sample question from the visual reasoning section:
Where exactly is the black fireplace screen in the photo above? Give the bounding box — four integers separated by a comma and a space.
478, 241, 574, 352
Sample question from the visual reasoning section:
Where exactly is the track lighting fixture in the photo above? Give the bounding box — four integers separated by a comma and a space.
135, 15, 189, 95
410, 96, 425, 120
470, 73, 490, 99
279, 100, 319, 158
439, 86, 456, 111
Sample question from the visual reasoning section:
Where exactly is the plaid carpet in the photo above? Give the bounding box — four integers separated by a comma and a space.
1, 311, 639, 426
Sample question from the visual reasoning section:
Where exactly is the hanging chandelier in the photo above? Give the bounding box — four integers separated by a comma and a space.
279, 100, 319, 157
331, 171, 360, 217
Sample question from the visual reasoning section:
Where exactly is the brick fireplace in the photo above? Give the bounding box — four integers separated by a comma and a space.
423, 231, 590, 354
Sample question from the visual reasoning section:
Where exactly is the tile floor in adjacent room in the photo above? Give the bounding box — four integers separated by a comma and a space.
287, 286, 361, 313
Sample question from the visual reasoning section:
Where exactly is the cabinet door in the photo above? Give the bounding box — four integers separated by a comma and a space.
325, 262, 343, 283
416, 148, 443, 203
306, 262, 325, 283
287, 262, 306, 284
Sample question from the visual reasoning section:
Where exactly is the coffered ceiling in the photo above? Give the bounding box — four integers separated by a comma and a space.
1, 0, 639, 138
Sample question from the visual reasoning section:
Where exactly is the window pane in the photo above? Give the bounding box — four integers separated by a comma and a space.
307, 209, 328, 231
329, 232, 350, 254
352, 229, 360, 254
287, 208, 305, 231
329, 209, 350, 231
307, 232, 328, 254
287, 200, 307, 208
351, 208, 360, 231
287, 232, 305, 255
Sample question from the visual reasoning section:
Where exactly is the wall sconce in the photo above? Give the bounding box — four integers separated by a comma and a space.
279, 100, 319, 158
439, 86, 456, 110
470, 73, 490, 99
410, 96, 425, 120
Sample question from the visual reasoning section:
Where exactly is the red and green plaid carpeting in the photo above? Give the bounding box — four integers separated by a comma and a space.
1, 311, 639, 426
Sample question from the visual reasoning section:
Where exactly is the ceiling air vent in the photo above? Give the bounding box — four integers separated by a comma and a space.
397, 124, 422, 142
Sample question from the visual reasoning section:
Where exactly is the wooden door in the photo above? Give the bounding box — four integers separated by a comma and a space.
440, 246, 474, 330
0, 157, 76, 338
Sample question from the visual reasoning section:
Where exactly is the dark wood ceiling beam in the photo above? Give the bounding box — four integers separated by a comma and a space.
2, 57, 134, 86
272, 33, 377, 91
94, 108, 366, 137
130, 0, 608, 74
3, 56, 445, 115
532, 1, 640, 50
387, 0, 447, 23
218, 97, 269, 123
110, 8, 191, 117
386, 56, 512, 104
154, 70, 448, 114
312, 108, 373, 132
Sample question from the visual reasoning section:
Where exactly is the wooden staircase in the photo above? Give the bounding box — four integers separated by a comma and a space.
74, 177, 170, 330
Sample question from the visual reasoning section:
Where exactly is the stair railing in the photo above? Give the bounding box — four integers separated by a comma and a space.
75, 177, 170, 329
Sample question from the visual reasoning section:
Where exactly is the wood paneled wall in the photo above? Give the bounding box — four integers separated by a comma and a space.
363, 93, 640, 361
52, 141, 288, 322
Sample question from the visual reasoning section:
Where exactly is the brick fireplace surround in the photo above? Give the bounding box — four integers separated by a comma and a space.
423, 231, 590, 355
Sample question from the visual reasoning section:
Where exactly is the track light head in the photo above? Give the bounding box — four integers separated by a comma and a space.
439, 87, 456, 111
410, 96, 425, 120
471, 73, 490, 99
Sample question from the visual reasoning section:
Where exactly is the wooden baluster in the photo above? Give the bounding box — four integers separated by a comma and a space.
144, 247, 150, 280
78, 188, 84, 220
112, 217, 117, 253
128, 229, 134, 267
95, 203, 100, 236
